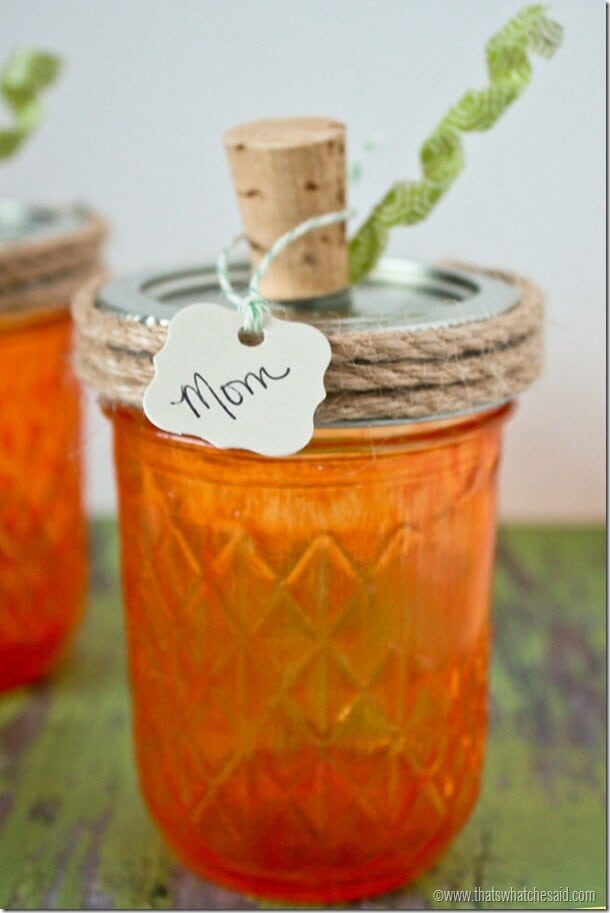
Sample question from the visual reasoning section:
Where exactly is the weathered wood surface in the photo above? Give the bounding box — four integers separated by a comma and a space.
0, 524, 605, 910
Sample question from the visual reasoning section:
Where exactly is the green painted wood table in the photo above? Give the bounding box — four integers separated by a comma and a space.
0, 524, 605, 910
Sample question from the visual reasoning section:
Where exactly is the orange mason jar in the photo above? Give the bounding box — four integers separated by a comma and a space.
0, 203, 104, 690
86, 260, 524, 902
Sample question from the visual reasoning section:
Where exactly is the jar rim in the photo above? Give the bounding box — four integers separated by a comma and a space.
95, 257, 519, 334
104, 400, 515, 461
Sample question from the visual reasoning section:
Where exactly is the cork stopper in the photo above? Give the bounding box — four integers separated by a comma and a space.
223, 117, 348, 301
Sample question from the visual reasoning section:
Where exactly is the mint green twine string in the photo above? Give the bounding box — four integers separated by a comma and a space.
218, 209, 352, 333
348, 4, 563, 285
0, 49, 62, 160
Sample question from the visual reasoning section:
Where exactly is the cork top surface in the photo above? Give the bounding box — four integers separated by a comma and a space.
223, 117, 345, 150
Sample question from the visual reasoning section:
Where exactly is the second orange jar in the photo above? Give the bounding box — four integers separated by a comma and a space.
0, 203, 104, 690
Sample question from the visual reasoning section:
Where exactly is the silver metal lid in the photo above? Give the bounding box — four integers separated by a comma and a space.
96, 258, 519, 333
0, 201, 90, 246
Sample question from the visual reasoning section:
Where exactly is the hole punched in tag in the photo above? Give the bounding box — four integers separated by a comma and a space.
238, 327, 264, 347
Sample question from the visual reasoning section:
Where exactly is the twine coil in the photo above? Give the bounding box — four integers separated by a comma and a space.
0, 211, 106, 314
72, 264, 543, 425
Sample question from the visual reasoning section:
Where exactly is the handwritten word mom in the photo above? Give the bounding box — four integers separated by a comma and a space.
171, 364, 291, 421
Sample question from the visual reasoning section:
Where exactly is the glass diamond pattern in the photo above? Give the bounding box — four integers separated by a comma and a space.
0, 314, 85, 687
284, 533, 361, 631
111, 404, 505, 898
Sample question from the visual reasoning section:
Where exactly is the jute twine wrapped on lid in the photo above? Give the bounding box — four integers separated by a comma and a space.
0, 204, 106, 315
72, 265, 543, 424
72, 118, 543, 426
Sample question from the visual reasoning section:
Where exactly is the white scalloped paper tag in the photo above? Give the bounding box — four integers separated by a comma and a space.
143, 303, 331, 457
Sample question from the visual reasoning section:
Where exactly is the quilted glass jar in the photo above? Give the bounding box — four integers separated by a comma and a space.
0, 204, 101, 690
95, 261, 518, 901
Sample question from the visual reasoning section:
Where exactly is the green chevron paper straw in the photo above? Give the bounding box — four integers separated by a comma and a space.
348, 4, 563, 284
0, 48, 62, 160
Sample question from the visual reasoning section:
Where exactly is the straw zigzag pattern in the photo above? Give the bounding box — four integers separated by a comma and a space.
348, 4, 563, 284
0, 49, 61, 159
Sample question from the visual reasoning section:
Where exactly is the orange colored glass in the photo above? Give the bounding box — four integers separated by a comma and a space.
0, 309, 86, 691
109, 402, 512, 903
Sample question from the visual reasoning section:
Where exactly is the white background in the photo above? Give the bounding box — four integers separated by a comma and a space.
1, 0, 605, 520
